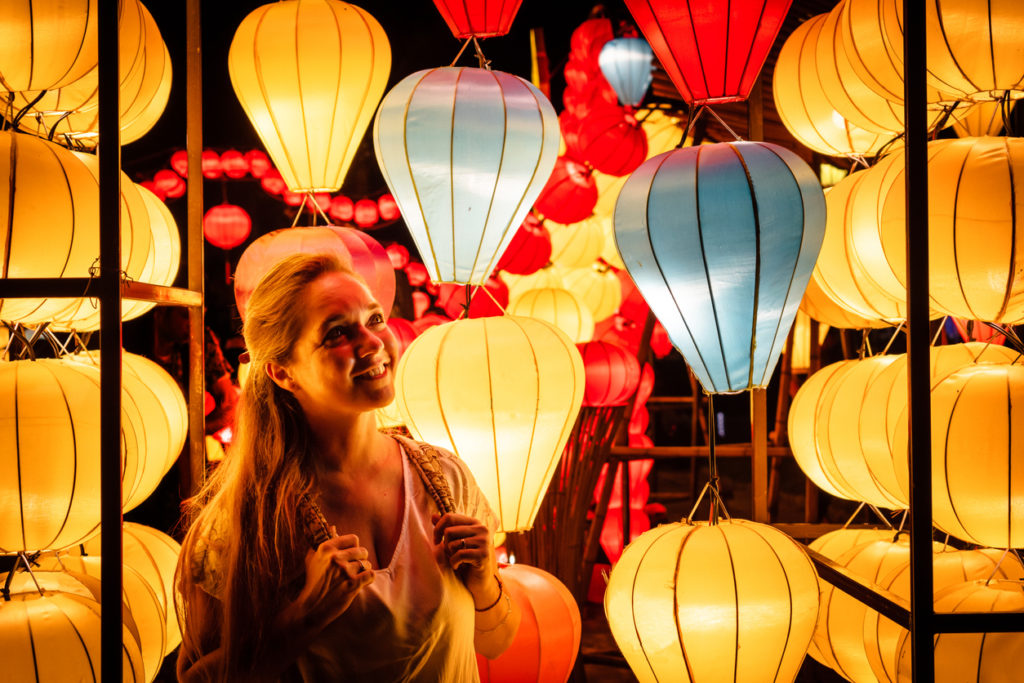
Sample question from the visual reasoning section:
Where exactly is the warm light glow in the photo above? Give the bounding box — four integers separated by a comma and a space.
0, 0, 99, 92
548, 215, 606, 270
507, 287, 595, 343
561, 264, 621, 323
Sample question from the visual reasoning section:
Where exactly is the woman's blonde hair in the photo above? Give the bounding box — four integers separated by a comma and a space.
175, 252, 357, 680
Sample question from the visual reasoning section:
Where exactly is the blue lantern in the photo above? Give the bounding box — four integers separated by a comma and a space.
614, 142, 825, 393
373, 67, 560, 285
598, 38, 654, 108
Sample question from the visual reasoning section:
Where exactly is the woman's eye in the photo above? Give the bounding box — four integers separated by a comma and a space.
324, 326, 347, 343
369, 313, 385, 326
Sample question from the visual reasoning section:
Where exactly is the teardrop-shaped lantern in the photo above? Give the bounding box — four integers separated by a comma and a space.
624, 0, 794, 105
228, 0, 391, 192
597, 38, 654, 108
614, 142, 826, 393
432, 0, 523, 39
374, 66, 559, 284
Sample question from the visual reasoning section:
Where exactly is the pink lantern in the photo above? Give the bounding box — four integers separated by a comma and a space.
220, 149, 249, 179
377, 194, 400, 221
386, 243, 410, 269
496, 214, 551, 276
245, 150, 272, 178
533, 156, 598, 225
405, 261, 429, 287
354, 198, 379, 228
203, 204, 251, 250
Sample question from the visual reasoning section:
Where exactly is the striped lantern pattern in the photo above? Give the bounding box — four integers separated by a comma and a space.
431, 0, 524, 38
508, 287, 595, 343
578, 341, 641, 407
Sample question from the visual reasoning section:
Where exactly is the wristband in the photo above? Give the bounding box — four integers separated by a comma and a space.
474, 573, 504, 612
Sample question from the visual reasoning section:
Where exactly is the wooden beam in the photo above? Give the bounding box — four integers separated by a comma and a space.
751, 387, 769, 522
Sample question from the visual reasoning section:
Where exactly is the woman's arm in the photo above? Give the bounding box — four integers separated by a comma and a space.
466, 572, 522, 659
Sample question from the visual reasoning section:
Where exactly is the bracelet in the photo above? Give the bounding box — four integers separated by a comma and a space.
474, 573, 504, 612
474, 591, 513, 633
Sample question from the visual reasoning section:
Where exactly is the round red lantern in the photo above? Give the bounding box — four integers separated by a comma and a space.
260, 168, 287, 195
201, 149, 223, 180
203, 204, 251, 249
476, 563, 582, 683
405, 261, 429, 287
139, 179, 165, 201
329, 195, 355, 222
219, 149, 249, 179
562, 79, 619, 120
386, 243, 410, 269
496, 214, 552, 275
570, 18, 614, 72
437, 276, 509, 319
387, 317, 419, 356
411, 290, 431, 319
170, 149, 188, 177
579, 340, 642, 407
245, 150, 272, 178
559, 110, 585, 160
282, 190, 304, 206
432, 0, 523, 39
534, 156, 598, 225
577, 106, 648, 176
377, 193, 400, 221
153, 169, 184, 199
354, 198, 379, 228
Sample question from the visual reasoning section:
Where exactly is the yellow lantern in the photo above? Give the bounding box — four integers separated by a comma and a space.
135, 182, 182, 287
228, 0, 391, 192
895, 580, 1024, 682
548, 215, 606, 270
592, 171, 627, 223
879, 136, 1024, 323
561, 264, 621, 323
596, 213, 625, 270
894, 363, 1024, 547
800, 274, 886, 329
507, 287, 595, 343
786, 310, 830, 373
395, 317, 585, 532
605, 519, 819, 683
500, 264, 565, 302
954, 100, 1016, 137
0, 0, 98, 92
639, 108, 685, 160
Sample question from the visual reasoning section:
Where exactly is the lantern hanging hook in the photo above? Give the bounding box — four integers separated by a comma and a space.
1, 552, 44, 601
47, 110, 74, 142
683, 105, 707, 143
10, 90, 47, 130
684, 392, 730, 526
307, 191, 333, 227
471, 37, 492, 70
867, 504, 895, 529
984, 547, 1013, 585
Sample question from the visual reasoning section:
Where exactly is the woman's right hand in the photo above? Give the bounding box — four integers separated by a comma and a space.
290, 530, 374, 632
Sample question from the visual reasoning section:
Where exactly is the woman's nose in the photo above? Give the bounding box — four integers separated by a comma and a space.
355, 325, 385, 357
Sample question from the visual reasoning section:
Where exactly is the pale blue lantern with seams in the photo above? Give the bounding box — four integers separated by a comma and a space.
598, 37, 654, 108
373, 66, 560, 285
614, 142, 826, 393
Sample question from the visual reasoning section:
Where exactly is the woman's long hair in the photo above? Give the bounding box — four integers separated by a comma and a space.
175, 253, 354, 680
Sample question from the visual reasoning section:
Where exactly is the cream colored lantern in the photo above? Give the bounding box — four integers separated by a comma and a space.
548, 215, 606, 269
507, 287, 595, 343
561, 264, 621, 323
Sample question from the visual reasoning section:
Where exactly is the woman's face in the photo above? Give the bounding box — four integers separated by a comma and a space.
279, 271, 399, 418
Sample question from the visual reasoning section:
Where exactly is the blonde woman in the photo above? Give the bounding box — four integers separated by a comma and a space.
175, 253, 519, 682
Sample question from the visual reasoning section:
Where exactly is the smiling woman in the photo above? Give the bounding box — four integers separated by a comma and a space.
174, 253, 520, 682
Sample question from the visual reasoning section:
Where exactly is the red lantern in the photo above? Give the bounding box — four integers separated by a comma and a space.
570, 18, 614, 72
220, 149, 249, 179
260, 168, 287, 195
562, 79, 619, 119
577, 106, 648, 176
624, 0, 793, 105
496, 214, 552, 276
578, 340, 641, 407
387, 317, 419, 355
203, 204, 251, 250
170, 149, 188, 177
139, 179, 165, 201
534, 156, 598, 225
432, 0, 523, 39
377, 193, 400, 221
386, 243, 410, 269
282, 190, 304, 206
436, 276, 509, 319
329, 195, 355, 222
411, 290, 431, 319
476, 564, 582, 683
153, 169, 185, 199
411, 312, 451, 334
405, 261, 429, 287
245, 150, 272, 178
564, 58, 592, 92
354, 198, 379, 228
558, 111, 584, 161
201, 149, 223, 180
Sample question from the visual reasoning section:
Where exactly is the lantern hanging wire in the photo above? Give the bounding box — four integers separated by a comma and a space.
449, 36, 493, 70
683, 104, 744, 143
1, 552, 44, 600
685, 393, 732, 525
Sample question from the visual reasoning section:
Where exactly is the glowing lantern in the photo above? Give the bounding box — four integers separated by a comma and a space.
576, 106, 648, 177
496, 214, 551, 276
329, 195, 354, 222
579, 341, 641, 407
605, 519, 819, 683
374, 66, 559, 284
896, 581, 1024, 682
477, 564, 581, 683
624, 0, 793, 105
153, 168, 185, 197
786, 310, 830, 373
203, 204, 251, 250
245, 149, 271, 177
353, 198, 379, 228
879, 137, 1024, 323
377, 193, 400, 221
201, 150, 223, 179
229, 0, 391, 192
432, 0, 523, 38
386, 243, 409, 269
773, 14, 889, 157
534, 156, 598, 226
569, 18, 614, 71
405, 261, 429, 288
809, 527, 898, 560
561, 264, 622, 323
136, 183, 182, 287
954, 101, 1015, 137
500, 264, 566, 301
395, 317, 585, 531
614, 142, 826, 393
436, 277, 508, 319
0, 0, 98, 92
598, 38, 654, 108
170, 149, 188, 176
259, 168, 285, 195
220, 149, 249, 178
548, 215, 606, 270
508, 287, 595, 343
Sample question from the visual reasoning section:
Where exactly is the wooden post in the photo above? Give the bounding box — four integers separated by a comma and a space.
751, 387, 769, 522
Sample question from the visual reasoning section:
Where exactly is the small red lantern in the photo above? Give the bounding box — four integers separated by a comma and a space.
624, 0, 793, 105
569, 17, 614, 72
558, 111, 584, 161
220, 149, 249, 179
477, 564, 581, 683
386, 243, 410, 269
313, 193, 331, 211
404, 261, 429, 287
282, 191, 304, 206
329, 195, 355, 222
534, 156, 598, 225
260, 168, 287, 195
436, 276, 509, 319
201, 149, 223, 180
432, 0, 524, 38
496, 214, 552, 276
377, 193, 400, 221
578, 340, 641, 407
139, 179, 165, 201
203, 204, 251, 250
577, 105, 648, 176
354, 198, 379, 228
245, 150, 272, 178
411, 290, 431, 319
562, 79, 618, 120
153, 169, 185, 199
170, 150, 188, 177
387, 317, 419, 355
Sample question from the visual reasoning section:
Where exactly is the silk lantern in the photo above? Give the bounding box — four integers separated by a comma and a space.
614, 142, 826, 393
624, 0, 793, 105
579, 340, 641, 407
374, 66, 559, 284
0, 0, 98, 92
437, 277, 508, 319
395, 317, 585, 532
569, 18, 613, 72
605, 518, 819, 683
598, 38, 654, 108
561, 264, 622, 323
576, 106, 648, 177
229, 0, 391, 192
508, 287, 595, 343
477, 564, 581, 683
496, 214, 552, 276
203, 204, 251, 250
432, 0, 523, 38
954, 100, 1016, 138
548, 215, 606, 269
533, 156, 599, 226
500, 264, 566, 302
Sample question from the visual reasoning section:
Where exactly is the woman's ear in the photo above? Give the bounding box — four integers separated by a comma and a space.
265, 361, 299, 394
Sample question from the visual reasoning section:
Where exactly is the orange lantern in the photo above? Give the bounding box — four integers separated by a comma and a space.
0, 0, 98, 92
954, 100, 1016, 137
800, 272, 886, 329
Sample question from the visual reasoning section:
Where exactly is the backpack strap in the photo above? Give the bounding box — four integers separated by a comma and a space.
392, 433, 456, 515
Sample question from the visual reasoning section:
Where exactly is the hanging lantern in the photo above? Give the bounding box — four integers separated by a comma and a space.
569, 18, 614, 72
500, 264, 566, 302
954, 101, 1016, 137
385, 242, 409, 270
786, 310, 830, 373
436, 277, 508, 319
353, 198, 379, 228
477, 564, 581, 683
800, 275, 884, 329
405, 261, 430, 288
879, 136, 1024, 323
508, 287, 595, 343
219, 149, 249, 178
395, 317, 585, 532
0, 0, 98, 92
377, 193, 400, 221
432, 0, 523, 38
576, 106, 648, 177
328, 194, 354, 222
561, 264, 622, 323
136, 183, 182, 287
374, 66, 559, 284
605, 518, 819, 683
201, 150, 223, 180
496, 214, 552, 276
896, 581, 1024, 683
598, 38, 654, 108
153, 168, 185, 198
614, 142, 826, 393
579, 340, 641, 407
548, 215, 606, 270
624, 0, 793, 105
243, 149, 271, 178
203, 204, 251, 250
229, 0, 391, 192
533, 156, 599, 226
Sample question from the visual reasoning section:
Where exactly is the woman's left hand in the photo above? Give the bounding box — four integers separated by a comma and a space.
432, 512, 498, 594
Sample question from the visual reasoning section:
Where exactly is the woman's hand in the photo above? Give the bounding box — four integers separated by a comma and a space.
290, 529, 375, 632
432, 512, 499, 605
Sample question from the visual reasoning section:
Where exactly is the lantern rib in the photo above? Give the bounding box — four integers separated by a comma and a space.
722, 0, 732, 99
57, 599, 96, 673
727, 146, 764, 390
996, 137, 1017, 322
465, 71, 507, 283
721, 529, 741, 681
733, 0, 769, 96
432, 323, 463, 468
744, 524, 798, 683
448, 70, 462, 282
669, 527, 699, 681
942, 378, 973, 544
2, 134, 15, 278
323, 8, 347, 192
947, 147, 977, 320
13, 366, 26, 551
509, 318, 541, 528
48, 366, 79, 550
931, 4, 977, 96
481, 321, 505, 527
291, 3, 314, 190
55, 143, 84, 278
627, 523, 681, 680
681, 0, 712, 102
1006, 370, 1013, 547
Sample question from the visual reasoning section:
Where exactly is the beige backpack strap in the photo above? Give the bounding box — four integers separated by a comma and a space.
393, 434, 456, 514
